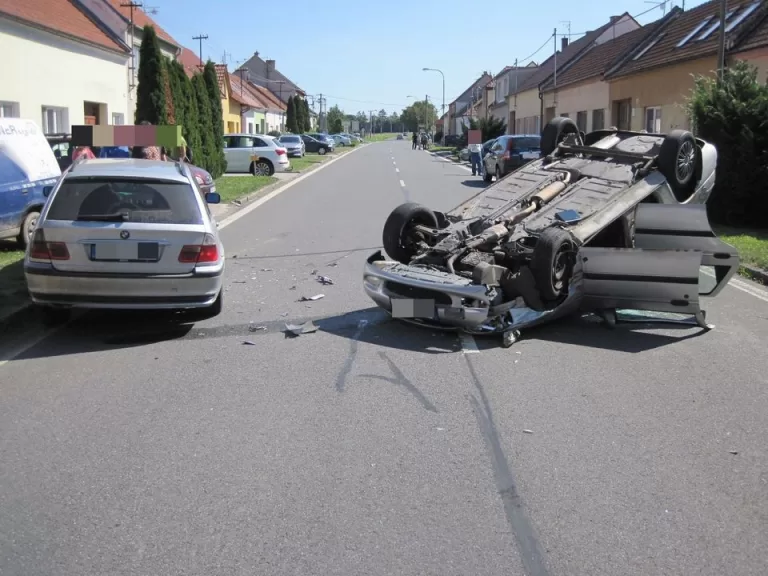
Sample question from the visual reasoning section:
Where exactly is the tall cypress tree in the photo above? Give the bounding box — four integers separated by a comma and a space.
286, 96, 297, 133
203, 61, 227, 177
294, 97, 305, 134
302, 98, 311, 132
135, 25, 166, 124
193, 73, 216, 175
183, 70, 203, 166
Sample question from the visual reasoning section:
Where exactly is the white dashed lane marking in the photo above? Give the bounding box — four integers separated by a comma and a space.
399, 180, 406, 187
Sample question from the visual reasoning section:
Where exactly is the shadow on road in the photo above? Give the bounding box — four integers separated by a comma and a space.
460, 179, 488, 188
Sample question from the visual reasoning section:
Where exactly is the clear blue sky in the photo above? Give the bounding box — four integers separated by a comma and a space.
155, 0, 708, 116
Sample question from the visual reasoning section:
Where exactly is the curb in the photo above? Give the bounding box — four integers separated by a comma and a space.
739, 264, 768, 285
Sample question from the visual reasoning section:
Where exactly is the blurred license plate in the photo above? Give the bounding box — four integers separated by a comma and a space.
391, 298, 435, 318
92, 242, 158, 261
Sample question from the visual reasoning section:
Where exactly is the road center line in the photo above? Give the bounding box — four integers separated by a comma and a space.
395, 168, 400, 173
459, 332, 479, 353
399, 180, 405, 187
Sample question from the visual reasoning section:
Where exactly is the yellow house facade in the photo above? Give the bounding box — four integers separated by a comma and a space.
215, 64, 241, 134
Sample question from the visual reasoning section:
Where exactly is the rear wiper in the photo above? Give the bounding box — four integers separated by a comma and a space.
76, 213, 128, 222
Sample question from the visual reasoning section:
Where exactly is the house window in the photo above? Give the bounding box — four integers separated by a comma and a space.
0, 101, 20, 118
592, 109, 605, 131
612, 99, 631, 130
576, 111, 587, 132
645, 107, 662, 133
112, 113, 124, 125
41, 106, 69, 134
560, 112, 569, 118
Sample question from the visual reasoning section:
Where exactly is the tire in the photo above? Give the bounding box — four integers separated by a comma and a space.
382, 203, 438, 264
251, 160, 274, 176
39, 306, 71, 327
18, 210, 40, 248
318, 147, 327, 155
529, 227, 576, 303
657, 130, 697, 201
495, 165, 501, 181
483, 170, 493, 183
541, 116, 581, 156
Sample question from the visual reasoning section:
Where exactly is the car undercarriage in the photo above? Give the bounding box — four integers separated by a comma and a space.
363, 118, 741, 346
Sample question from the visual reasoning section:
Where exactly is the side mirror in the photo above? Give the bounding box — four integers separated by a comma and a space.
205, 192, 221, 204
43, 186, 53, 198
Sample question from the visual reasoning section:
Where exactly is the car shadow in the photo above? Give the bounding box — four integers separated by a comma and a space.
470, 313, 708, 353
460, 179, 488, 188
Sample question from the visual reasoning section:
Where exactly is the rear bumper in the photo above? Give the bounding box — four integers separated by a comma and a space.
24, 261, 224, 310
275, 159, 291, 172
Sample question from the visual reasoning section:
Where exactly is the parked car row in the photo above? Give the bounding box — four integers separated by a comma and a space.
456, 134, 542, 181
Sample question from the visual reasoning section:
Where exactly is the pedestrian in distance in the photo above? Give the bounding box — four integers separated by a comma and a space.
468, 140, 483, 177
412, 132, 418, 150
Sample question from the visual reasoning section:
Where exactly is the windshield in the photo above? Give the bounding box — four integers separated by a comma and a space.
46, 178, 203, 224
280, 136, 300, 143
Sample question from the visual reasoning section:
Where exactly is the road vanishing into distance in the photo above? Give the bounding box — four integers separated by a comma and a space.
2, 141, 767, 576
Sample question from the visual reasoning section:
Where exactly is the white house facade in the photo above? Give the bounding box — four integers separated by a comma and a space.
0, 15, 130, 133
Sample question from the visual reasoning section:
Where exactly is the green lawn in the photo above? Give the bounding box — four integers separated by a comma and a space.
0, 241, 28, 321
718, 227, 768, 271
288, 154, 326, 173
215, 175, 277, 204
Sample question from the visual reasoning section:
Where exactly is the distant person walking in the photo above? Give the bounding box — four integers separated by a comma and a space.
412, 132, 418, 150
468, 140, 483, 177
421, 133, 428, 150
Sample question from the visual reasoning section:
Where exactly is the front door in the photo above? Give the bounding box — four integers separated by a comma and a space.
578, 203, 739, 327
508, 111, 516, 135
612, 99, 631, 130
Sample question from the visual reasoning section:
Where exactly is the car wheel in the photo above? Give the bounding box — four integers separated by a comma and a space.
18, 210, 40, 248
382, 202, 439, 264
39, 306, 71, 327
657, 130, 697, 201
529, 227, 576, 304
495, 165, 501, 181
318, 147, 327, 155
251, 160, 274, 176
541, 116, 581, 156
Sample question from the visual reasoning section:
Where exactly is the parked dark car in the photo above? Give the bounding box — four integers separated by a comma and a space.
443, 134, 461, 147
301, 134, 333, 155
308, 133, 336, 149
483, 134, 541, 182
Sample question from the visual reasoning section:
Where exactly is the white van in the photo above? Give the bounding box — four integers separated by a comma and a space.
0, 119, 61, 247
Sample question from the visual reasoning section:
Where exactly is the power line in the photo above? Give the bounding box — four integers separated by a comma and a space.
518, 33, 555, 65
566, 1, 675, 37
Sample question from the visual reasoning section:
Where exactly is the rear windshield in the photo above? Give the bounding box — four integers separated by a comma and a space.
47, 178, 203, 224
509, 137, 541, 150
280, 136, 300, 143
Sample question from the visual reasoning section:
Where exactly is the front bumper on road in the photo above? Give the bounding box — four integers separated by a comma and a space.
24, 260, 224, 310
363, 251, 494, 330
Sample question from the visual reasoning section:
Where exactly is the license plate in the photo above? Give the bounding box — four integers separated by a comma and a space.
92, 242, 158, 261
391, 298, 435, 318
522, 151, 539, 159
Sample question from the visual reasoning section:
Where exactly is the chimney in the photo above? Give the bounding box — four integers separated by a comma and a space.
266, 59, 275, 71
561, 36, 569, 51
254, 51, 259, 57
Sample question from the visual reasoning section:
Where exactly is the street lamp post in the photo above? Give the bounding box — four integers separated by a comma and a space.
423, 67, 445, 143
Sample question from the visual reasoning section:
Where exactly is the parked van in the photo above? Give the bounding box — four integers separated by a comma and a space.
0, 118, 61, 247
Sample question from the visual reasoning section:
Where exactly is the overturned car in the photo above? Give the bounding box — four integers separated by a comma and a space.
363, 117, 740, 345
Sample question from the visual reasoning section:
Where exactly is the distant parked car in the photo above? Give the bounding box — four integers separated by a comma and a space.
276, 134, 305, 157
483, 134, 541, 182
443, 134, 461, 147
396, 134, 404, 140
222, 134, 290, 175
331, 134, 351, 146
309, 133, 336, 148
303, 134, 334, 154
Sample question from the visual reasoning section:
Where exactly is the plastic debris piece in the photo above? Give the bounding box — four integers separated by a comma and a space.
249, 325, 267, 332
328, 262, 338, 267
523, 429, 533, 434
280, 312, 289, 317
317, 275, 334, 285
284, 320, 319, 336
289, 285, 297, 290
232, 280, 246, 284
299, 294, 325, 302
261, 268, 273, 271
310, 269, 318, 275
242, 340, 256, 345
729, 450, 739, 455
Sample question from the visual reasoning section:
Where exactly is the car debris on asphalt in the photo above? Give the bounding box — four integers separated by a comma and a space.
299, 294, 325, 302
284, 321, 319, 337
317, 275, 334, 285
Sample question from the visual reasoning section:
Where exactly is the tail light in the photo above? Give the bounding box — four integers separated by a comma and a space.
179, 233, 218, 264
29, 229, 69, 261
194, 174, 205, 185
276, 148, 286, 156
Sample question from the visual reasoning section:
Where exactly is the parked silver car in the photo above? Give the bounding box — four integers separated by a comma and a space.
223, 134, 290, 175
276, 134, 305, 157
24, 158, 225, 325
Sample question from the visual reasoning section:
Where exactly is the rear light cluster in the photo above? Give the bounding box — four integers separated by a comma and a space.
275, 148, 286, 156
194, 174, 205, 185
179, 233, 219, 264
29, 229, 69, 261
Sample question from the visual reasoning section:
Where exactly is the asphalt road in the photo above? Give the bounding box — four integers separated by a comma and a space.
1, 141, 767, 576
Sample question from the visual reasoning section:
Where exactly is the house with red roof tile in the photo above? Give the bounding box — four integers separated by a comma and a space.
0, 0, 132, 132
604, 0, 768, 132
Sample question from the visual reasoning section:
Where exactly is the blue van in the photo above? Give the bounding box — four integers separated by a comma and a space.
0, 119, 61, 247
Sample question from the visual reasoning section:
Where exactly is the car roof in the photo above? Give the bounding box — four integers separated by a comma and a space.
65, 159, 191, 183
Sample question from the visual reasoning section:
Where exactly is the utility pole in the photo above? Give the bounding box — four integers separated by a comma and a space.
192, 34, 208, 69
221, 51, 232, 65
121, 2, 142, 91
717, 0, 728, 80
553, 28, 558, 107
425, 94, 429, 133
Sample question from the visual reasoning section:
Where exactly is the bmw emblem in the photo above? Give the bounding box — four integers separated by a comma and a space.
120, 230, 130, 239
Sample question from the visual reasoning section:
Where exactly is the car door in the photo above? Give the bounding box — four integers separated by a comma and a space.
578, 203, 739, 325
485, 138, 504, 174
251, 136, 272, 166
